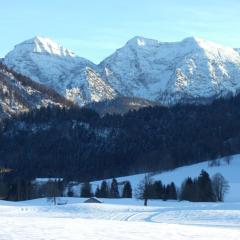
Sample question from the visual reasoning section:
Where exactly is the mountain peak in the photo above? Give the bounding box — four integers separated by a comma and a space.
180, 36, 208, 48
11, 36, 76, 57
126, 36, 159, 47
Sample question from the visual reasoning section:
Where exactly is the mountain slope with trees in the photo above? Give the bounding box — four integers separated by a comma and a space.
1, 93, 240, 182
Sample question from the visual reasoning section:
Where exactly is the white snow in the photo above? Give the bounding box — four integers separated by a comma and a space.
0, 197, 239, 239
1, 155, 240, 239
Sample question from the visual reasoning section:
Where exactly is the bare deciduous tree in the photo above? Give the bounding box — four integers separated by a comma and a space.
135, 174, 153, 206
212, 173, 230, 202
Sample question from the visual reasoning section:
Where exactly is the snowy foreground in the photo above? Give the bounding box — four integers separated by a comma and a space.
0, 198, 240, 240
2, 155, 240, 239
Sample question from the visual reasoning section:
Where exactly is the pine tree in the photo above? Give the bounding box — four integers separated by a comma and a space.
169, 182, 177, 200
95, 185, 101, 198
180, 177, 195, 201
152, 181, 164, 199
67, 186, 74, 197
165, 184, 171, 200
122, 181, 132, 198
99, 180, 109, 198
81, 182, 93, 198
197, 170, 215, 202
110, 178, 120, 198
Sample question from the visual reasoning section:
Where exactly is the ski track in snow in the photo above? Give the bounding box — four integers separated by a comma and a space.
0, 198, 240, 239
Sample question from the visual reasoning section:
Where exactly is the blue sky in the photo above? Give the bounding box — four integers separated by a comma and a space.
0, 0, 240, 63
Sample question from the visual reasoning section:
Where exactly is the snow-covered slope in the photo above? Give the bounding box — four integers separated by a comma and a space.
0, 63, 70, 118
100, 36, 240, 105
4, 36, 240, 106
4, 36, 116, 106
89, 155, 240, 202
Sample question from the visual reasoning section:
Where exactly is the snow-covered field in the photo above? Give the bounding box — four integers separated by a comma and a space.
1, 155, 240, 239
0, 198, 240, 239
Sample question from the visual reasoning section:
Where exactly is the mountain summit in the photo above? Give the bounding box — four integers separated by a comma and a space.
3, 36, 116, 105
100, 36, 240, 104
9, 36, 76, 57
3, 36, 240, 106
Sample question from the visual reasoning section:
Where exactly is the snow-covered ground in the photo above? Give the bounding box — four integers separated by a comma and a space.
1, 155, 239, 239
0, 198, 240, 239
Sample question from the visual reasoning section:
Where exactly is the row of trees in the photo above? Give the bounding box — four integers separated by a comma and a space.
136, 175, 177, 206
0, 171, 229, 205
180, 171, 229, 202
136, 171, 229, 205
0, 177, 64, 202
78, 178, 132, 199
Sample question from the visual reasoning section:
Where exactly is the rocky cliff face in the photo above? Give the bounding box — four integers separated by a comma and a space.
0, 63, 70, 118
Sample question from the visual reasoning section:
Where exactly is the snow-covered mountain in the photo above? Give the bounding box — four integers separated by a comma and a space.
4, 36, 240, 106
100, 36, 240, 105
0, 63, 70, 118
3, 37, 117, 106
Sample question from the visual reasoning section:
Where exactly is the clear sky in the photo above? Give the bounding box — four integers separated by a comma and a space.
0, 0, 240, 63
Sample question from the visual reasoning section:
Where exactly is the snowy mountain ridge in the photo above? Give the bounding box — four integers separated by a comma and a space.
4, 36, 117, 106
10, 36, 76, 57
100, 36, 240, 105
3, 36, 240, 106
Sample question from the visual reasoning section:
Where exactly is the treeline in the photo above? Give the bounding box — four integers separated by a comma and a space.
77, 179, 132, 199
180, 171, 229, 202
1, 92, 240, 181
0, 170, 229, 204
136, 170, 229, 205
0, 177, 64, 202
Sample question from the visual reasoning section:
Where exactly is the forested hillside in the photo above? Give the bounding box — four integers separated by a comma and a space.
1, 93, 240, 181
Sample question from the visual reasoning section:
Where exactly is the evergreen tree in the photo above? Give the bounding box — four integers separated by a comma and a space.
110, 178, 120, 198
80, 182, 93, 198
122, 181, 132, 198
164, 184, 171, 200
95, 185, 101, 198
67, 186, 74, 197
99, 180, 109, 198
152, 181, 164, 199
169, 182, 177, 200
180, 177, 195, 201
197, 170, 215, 202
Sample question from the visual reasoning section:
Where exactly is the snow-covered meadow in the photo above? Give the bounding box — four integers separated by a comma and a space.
1, 155, 239, 239
0, 198, 240, 240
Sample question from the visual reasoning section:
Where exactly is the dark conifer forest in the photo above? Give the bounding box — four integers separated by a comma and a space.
1, 93, 240, 182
